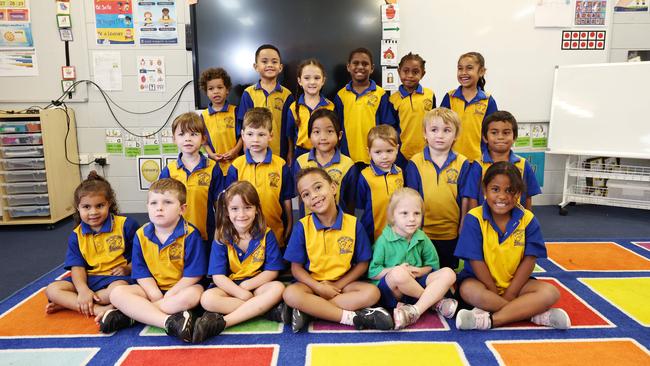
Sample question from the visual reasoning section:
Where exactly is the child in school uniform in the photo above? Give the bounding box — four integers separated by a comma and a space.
237, 44, 294, 158
333, 47, 398, 166
45, 171, 138, 322
292, 109, 357, 216
192, 181, 287, 343
100, 179, 208, 342
357, 125, 404, 242
389, 52, 436, 161
159, 113, 222, 243
283, 167, 394, 332
440, 52, 498, 162
226, 108, 294, 247
465, 110, 541, 210
286, 58, 335, 164
199, 67, 242, 176
454, 162, 570, 330
369, 188, 457, 329
405, 108, 471, 270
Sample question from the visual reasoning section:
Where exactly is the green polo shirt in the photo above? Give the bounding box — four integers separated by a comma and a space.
368, 226, 440, 284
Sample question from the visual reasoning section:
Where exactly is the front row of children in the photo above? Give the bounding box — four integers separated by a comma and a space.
45, 159, 570, 343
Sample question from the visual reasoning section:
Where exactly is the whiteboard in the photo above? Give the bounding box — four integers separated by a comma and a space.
547, 62, 650, 159
0, 0, 89, 103
399, 0, 612, 122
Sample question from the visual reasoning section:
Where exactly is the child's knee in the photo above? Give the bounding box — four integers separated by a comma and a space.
438, 267, 457, 285
282, 284, 304, 307
386, 266, 412, 287
109, 284, 130, 302
267, 281, 286, 296
541, 282, 561, 304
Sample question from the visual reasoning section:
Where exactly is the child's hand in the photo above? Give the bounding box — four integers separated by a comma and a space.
111, 265, 130, 276
207, 150, 223, 161
77, 289, 99, 317
316, 281, 341, 300
221, 148, 237, 161
235, 289, 254, 301
239, 280, 253, 291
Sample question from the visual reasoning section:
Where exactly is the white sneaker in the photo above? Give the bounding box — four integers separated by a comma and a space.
531, 308, 571, 329
455, 308, 492, 330
433, 298, 458, 319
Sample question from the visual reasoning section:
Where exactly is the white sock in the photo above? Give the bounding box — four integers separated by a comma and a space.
340, 310, 355, 326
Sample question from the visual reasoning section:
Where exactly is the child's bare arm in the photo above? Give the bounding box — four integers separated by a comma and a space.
164, 276, 202, 298
213, 274, 253, 300
408, 265, 433, 278
459, 197, 470, 233
333, 261, 369, 289
137, 277, 164, 302
502, 256, 536, 301
467, 198, 479, 210
469, 260, 499, 293
221, 138, 243, 161
111, 263, 131, 276
71, 266, 98, 316
203, 144, 221, 161
240, 270, 279, 291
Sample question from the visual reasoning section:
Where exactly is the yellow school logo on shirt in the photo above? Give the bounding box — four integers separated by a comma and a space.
268, 172, 280, 188
512, 229, 525, 246
328, 169, 343, 185
474, 102, 487, 115
367, 94, 378, 108
337, 236, 353, 254
273, 97, 284, 111
252, 246, 264, 263
197, 171, 211, 186
446, 168, 459, 184
395, 178, 404, 189
107, 235, 124, 252
225, 117, 235, 129
423, 99, 433, 111
169, 243, 183, 261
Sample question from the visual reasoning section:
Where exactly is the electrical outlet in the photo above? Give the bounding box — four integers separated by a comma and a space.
93, 153, 108, 161
78, 154, 90, 164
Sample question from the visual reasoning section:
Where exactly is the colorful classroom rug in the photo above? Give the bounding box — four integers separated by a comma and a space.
1, 240, 649, 366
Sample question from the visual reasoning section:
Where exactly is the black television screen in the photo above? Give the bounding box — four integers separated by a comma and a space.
190, 0, 383, 109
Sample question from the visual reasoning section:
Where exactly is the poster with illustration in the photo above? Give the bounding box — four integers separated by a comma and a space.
94, 0, 135, 45
137, 56, 165, 92
0, 0, 34, 49
135, 0, 177, 45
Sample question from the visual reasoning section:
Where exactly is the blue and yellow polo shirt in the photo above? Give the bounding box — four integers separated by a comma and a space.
132, 218, 207, 291
292, 148, 357, 217
405, 148, 471, 240
440, 86, 498, 162
284, 207, 372, 282
237, 81, 294, 157
207, 228, 285, 281
356, 162, 404, 242
159, 153, 222, 242
286, 94, 335, 158
65, 214, 138, 275
203, 102, 240, 176
454, 202, 546, 294
464, 150, 542, 206
389, 84, 436, 160
225, 149, 294, 247
333, 80, 398, 164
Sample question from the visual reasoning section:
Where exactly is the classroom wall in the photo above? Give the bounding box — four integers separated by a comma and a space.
1, 2, 647, 212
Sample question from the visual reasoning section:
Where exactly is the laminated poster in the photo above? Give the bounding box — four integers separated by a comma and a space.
574, 0, 607, 26
142, 129, 161, 155
381, 40, 398, 67
93, 51, 122, 91
137, 56, 165, 92
516, 151, 545, 187
160, 128, 178, 155
382, 22, 400, 40
95, 0, 135, 45
135, 0, 177, 45
515, 124, 531, 147
382, 67, 398, 91
138, 156, 162, 190
105, 128, 124, 154
614, 0, 649, 12
124, 134, 142, 157
531, 123, 548, 148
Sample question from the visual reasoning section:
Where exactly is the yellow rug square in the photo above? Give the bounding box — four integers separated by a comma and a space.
307, 342, 467, 366
580, 277, 650, 326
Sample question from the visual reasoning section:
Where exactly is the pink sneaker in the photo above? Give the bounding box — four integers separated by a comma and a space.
393, 304, 420, 329
531, 308, 571, 329
433, 298, 458, 319
455, 309, 492, 330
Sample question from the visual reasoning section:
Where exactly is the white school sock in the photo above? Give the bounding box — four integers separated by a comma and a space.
340, 310, 356, 326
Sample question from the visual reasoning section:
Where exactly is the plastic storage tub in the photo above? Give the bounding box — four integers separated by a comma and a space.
4, 194, 49, 206
4, 205, 50, 218
0, 158, 45, 170
1, 181, 48, 194
0, 146, 44, 158
0, 121, 41, 133
0, 170, 46, 182
0, 133, 43, 146
607, 180, 650, 201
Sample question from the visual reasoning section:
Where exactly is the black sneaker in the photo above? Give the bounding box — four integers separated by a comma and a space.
353, 307, 394, 330
99, 309, 134, 333
165, 310, 194, 342
265, 302, 291, 324
192, 312, 226, 343
291, 308, 311, 333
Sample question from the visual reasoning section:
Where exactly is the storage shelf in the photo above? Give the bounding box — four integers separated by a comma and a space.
567, 161, 650, 182
565, 185, 650, 210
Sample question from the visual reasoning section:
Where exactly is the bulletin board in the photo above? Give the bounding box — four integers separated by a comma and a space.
398, 0, 614, 122
0, 0, 89, 103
